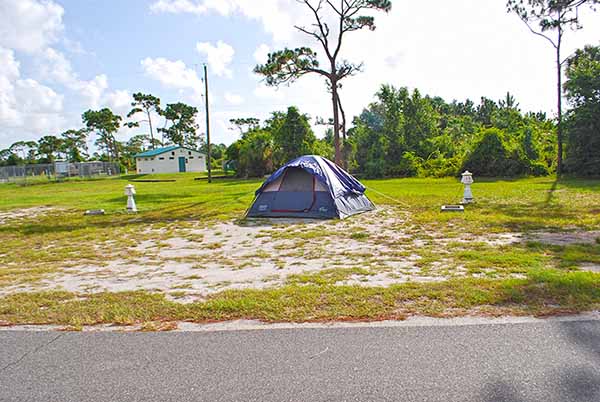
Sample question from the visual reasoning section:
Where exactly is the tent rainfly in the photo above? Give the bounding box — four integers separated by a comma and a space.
246, 155, 375, 219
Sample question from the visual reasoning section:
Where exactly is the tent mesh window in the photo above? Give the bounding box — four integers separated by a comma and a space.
279, 168, 313, 192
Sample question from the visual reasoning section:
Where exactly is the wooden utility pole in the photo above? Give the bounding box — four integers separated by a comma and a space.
203, 63, 212, 183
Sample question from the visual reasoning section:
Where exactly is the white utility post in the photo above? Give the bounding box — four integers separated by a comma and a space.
461, 171, 474, 204
125, 184, 137, 212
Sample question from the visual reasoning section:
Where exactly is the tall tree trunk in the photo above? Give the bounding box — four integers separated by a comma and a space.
331, 78, 342, 165
147, 109, 155, 149
337, 95, 347, 169
112, 135, 119, 161
556, 32, 563, 175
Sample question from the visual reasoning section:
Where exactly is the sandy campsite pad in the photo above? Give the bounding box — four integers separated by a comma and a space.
529, 231, 600, 246
0, 207, 539, 302
0, 206, 57, 224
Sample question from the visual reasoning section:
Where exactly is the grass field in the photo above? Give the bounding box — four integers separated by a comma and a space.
0, 174, 599, 328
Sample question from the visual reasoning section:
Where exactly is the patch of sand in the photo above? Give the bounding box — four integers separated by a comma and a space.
579, 263, 600, 273
0, 206, 56, 224
529, 231, 600, 246
0, 207, 531, 300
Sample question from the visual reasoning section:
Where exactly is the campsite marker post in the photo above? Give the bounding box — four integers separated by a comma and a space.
125, 184, 138, 213
461, 171, 474, 204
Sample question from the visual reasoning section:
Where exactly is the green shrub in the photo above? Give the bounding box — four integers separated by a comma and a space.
462, 128, 515, 176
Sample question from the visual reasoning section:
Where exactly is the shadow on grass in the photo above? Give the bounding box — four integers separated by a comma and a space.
544, 178, 559, 207
497, 269, 600, 311
555, 176, 600, 191
526, 242, 600, 270
0, 200, 232, 235
469, 202, 579, 232
234, 216, 330, 228
119, 174, 149, 181
221, 179, 262, 186
103, 192, 196, 205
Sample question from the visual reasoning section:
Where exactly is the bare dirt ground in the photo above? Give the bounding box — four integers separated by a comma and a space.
2, 207, 529, 302
2, 206, 598, 302
529, 230, 600, 246
0, 206, 56, 224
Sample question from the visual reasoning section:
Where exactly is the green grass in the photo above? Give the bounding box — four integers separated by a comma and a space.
0, 172, 258, 215
0, 174, 260, 287
0, 174, 599, 325
0, 270, 597, 326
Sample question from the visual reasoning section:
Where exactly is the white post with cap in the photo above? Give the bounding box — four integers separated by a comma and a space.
125, 184, 137, 212
461, 171, 474, 204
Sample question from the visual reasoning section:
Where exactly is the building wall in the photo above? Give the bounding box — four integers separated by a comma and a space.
136, 148, 207, 174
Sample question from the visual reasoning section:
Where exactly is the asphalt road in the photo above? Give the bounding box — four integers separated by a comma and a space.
0, 319, 599, 402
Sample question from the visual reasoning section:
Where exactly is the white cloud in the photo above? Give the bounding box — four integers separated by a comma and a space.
0, 0, 64, 53
150, 0, 209, 15
150, 0, 296, 41
104, 90, 132, 114
62, 37, 89, 56
224, 92, 244, 105
0, 47, 21, 126
15, 79, 63, 114
253, 43, 270, 64
0, 47, 65, 144
196, 41, 235, 78
253, 84, 285, 101
141, 57, 203, 99
42, 48, 108, 108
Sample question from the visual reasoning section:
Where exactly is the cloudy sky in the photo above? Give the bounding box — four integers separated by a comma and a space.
1, 0, 598, 151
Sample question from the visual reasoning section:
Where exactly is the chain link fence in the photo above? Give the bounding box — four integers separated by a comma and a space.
0, 162, 120, 184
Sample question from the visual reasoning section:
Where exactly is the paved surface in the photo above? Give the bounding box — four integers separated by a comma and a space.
0, 320, 599, 402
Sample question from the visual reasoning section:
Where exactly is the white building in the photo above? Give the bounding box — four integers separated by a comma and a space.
135, 146, 207, 174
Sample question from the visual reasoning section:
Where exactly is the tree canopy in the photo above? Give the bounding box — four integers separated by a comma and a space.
158, 102, 201, 149
564, 45, 600, 175
82, 108, 122, 161
254, 0, 392, 166
506, 0, 599, 173
126, 93, 162, 149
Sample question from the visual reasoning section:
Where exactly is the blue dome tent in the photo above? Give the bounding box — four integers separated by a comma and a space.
246, 155, 375, 219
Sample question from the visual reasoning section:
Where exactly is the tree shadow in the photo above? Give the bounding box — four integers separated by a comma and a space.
103, 192, 196, 205
480, 317, 600, 402
234, 217, 332, 228
554, 176, 600, 191
544, 178, 559, 207
221, 179, 262, 186
481, 381, 525, 402
560, 320, 600, 362
0, 199, 222, 236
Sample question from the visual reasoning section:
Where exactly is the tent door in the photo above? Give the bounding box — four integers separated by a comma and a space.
271, 169, 316, 213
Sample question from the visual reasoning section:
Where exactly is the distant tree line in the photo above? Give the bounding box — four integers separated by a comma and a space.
227, 90, 555, 178
226, 107, 333, 177
0, 93, 228, 172
2, 42, 598, 178
228, 43, 600, 179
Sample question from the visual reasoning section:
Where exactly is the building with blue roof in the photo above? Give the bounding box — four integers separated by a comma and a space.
135, 146, 206, 174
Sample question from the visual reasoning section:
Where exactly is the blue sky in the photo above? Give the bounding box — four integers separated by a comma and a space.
1, 0, 599, 151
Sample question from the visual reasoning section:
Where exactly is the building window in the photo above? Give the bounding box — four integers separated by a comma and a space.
189, 156, 194, 159
159, 157, 164, 160
188, 151, 192, 155
145, 158, 149, 161
171, 151, 175, 156
169, 157, 174, 160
